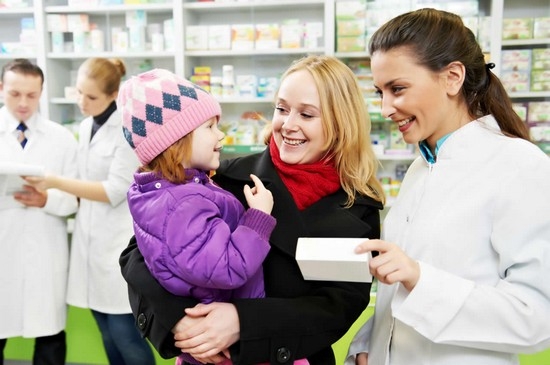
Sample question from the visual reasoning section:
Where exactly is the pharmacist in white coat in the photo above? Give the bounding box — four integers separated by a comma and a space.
347, 9, 550, 365
26, 58, 154, 365
0, 59, 78, 364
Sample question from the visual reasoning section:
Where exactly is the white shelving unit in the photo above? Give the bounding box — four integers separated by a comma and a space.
492, 0, 550, 94
0, 0, 548, 156
180, 0, 332, 152
498, 0, 550, 154
0, 6, 39, 62
41, 1, 178, 124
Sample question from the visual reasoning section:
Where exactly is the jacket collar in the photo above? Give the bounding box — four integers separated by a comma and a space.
80, 109, 121, 145
217, 147, 277, 183
0, 106, 41, 134
423, 115, 500, 164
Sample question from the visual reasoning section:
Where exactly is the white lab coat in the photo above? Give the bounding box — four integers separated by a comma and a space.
67, 110, 140, 313
0, 107, 78, 338
347, 116, 550, 365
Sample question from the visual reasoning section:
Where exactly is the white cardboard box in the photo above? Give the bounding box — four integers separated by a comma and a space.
208, 25, 231, 50
296, 237, 372, 283
186, 25, 208, 50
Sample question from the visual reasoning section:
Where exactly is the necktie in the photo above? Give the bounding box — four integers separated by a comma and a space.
17, 122, 28, 148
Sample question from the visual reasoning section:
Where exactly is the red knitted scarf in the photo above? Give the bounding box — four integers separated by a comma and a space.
269, 137, 341, 210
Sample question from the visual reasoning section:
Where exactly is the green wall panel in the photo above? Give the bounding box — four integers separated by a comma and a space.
4, 306, 172, 365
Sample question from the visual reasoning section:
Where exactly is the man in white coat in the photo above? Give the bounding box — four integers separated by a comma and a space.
0, 59, 78, 364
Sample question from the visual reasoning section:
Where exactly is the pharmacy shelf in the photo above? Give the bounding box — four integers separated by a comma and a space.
46, 51, 175, 59
185, 48, 325, 57
377, 154, 417, 161
50, 97, 77, 104
0, 8, 34, 15
221, 144, 267, 155
508, 91, 550, 99
0, 0, 547, 159
44, 3, 173, 13
0, 54, 37, 59
335, 51, 371, 59
217, 97, 272, 104
501, 38, 550, 47
183, 0, 325, 11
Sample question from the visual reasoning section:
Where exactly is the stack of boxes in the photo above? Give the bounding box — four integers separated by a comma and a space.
186, 20, 323, 52
532, 48, 550, 92
0, 17, 36, 56
47, 9, 173, 54
335, 0, 489, 54
501, 16, 550, 154
513, 98, 550, 154
528, 101, 550, 153
501, 16, 550, 94
185, 19, 317, 104
335, 1, 367, 53
188, 65, 279, 100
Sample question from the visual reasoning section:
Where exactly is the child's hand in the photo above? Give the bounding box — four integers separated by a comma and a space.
243, 174, 273, 214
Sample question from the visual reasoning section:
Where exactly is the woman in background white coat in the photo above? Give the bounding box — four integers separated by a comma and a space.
26, 58, 155, 365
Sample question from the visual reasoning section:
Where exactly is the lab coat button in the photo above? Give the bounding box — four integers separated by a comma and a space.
137, 313, 147, 330
276, 347, 291, 363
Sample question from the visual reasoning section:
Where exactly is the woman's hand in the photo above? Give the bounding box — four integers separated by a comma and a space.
355, 239, 420, 292
173, 302, 240, 362
244, 174, 274, 214
13, 185, 47, 208
23, 175, 53, 192
356, 352, 368, 365
172, 314, 229, 364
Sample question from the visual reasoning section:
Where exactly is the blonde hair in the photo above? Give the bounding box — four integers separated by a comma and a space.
139, 134, 194, 184
78, 58, 126, 96
276, 55, 385, 206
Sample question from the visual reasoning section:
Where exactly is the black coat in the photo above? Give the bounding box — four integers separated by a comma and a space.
120, 148, 383, 364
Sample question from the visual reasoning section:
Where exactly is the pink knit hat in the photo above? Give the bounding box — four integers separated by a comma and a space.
119, 69, 221, 165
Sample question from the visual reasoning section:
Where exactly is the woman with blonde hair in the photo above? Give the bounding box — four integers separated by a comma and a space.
119, 55, 385, 364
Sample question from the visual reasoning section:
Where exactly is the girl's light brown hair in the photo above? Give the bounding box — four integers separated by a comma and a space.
139, 134, 194, 184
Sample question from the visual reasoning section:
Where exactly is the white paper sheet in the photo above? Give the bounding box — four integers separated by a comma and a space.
0, 162, 45, 196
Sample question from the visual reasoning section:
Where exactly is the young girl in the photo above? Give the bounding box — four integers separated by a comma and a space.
24, 57, 155, 364
118, 69, 298, 365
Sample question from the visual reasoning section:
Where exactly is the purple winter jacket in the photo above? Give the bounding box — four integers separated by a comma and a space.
127, 169, 275, 304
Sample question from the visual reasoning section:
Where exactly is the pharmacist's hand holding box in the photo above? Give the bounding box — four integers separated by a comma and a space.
296, 237, 372, 283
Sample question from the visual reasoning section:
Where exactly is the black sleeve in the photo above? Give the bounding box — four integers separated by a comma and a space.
119, 236, 199, 359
